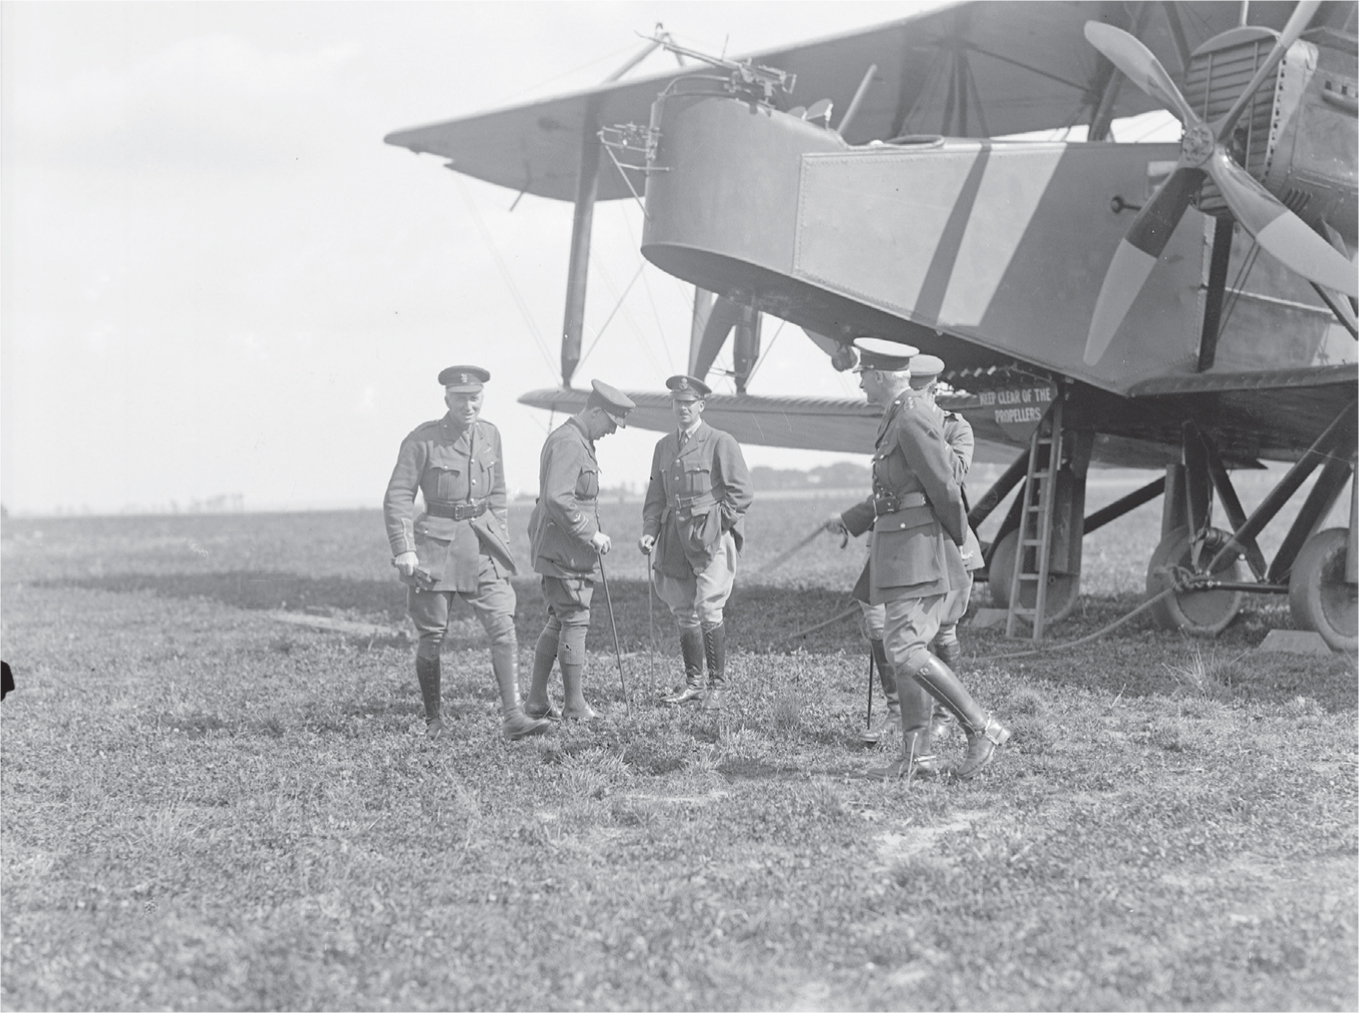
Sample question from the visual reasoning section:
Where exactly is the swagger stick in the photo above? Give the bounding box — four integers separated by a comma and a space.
597, 553, 632, 718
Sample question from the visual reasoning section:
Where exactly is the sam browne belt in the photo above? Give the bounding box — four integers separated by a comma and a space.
873, 491, 927, 516
668, 492, 717, 512
425, 499, 489, 521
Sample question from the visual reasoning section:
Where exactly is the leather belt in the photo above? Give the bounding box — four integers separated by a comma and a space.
873, 491, 927, 516
668, 492, 717, 512
426, 499, 488, 521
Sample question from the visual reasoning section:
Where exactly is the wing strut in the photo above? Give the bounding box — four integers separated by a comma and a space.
561, 105, 601, 387
562, 28, 685, 387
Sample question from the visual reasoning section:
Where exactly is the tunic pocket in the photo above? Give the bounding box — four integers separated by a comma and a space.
413, 529, 450, 582
575, 468, 599, 500
681, 464, 711, 497
428, 447, 464, 501
872, 513, 944, 589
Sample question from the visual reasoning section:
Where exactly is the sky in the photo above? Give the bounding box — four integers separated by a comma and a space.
1, 0, 976, 515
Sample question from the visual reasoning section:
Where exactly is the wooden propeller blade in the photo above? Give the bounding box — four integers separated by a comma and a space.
1083, 21, 1202, 129
1085, 167, 1204, 365
1215, 0, 1322, 141
1207, 150, 1359, 296
1124, 166, 1205, 260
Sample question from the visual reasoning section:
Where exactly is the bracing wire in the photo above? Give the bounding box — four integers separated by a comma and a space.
451, 174, 560, 382
501, 40, 652, 104
616, 206, 679, 375
577, 262, 645, 368
1220, 237, 1264, 332
581, 255, 671, 381
742, 316, 787, 387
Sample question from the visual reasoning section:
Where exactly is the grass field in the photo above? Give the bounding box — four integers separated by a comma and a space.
2, 480, 1356, 1011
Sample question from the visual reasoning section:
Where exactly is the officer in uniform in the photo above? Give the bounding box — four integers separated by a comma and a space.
639, 375, 754, 711
525, 380, 635, 722
828, 339, 1009, 780
909, 356, 985, 743
841, 354, 984, 747
384, 366, 551, 742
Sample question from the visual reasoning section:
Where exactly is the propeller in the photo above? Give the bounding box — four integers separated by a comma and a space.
1082, 2, 1357, 366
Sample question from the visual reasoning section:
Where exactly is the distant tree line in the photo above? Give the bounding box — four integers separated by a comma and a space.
751, 462, 870, 490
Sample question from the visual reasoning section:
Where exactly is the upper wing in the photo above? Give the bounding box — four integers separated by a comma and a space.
385, 1, 1342, 202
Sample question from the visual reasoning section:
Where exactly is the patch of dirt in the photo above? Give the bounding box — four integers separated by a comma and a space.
718, 758, 799, 780
873, 808, 988, 864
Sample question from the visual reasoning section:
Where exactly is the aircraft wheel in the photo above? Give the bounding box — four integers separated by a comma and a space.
1145, 526, 1243, 636
1288, 528, 1356, 654
986, 529, 1079, 623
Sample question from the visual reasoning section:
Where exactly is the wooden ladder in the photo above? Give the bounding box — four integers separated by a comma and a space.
1006, 397, 1064, 642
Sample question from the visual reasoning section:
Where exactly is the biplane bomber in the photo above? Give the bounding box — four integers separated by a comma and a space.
386, 1, 1359, 652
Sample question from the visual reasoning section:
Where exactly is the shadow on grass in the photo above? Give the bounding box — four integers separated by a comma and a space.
40, 570, 412, 623
37, 571, 857, 655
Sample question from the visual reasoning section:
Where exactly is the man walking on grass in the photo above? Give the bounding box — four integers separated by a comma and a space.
828, 339, 1008, 780
525, 380, 635, 722
385, 365, 552, 742
842, 354, 985, 746
639, 375, 754, 711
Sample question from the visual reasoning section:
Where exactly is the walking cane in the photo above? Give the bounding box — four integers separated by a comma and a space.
597, 553, 632, 718
865, 645, 875, 733
644, 551, 657, 697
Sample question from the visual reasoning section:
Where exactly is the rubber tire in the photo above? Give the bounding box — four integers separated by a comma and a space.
1288, 528, 1357, 654
986, 528, 1079, 623
1145, 525, 1243, 636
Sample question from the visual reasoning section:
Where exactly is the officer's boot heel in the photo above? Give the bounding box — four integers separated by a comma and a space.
910, 653, 1009, 780
415, 654, 445, 739
662, 628, 705, 704
860, 638, 900, 745
929, 640, 961, 742
491, 640, 551, 741
865, 674, 937, 779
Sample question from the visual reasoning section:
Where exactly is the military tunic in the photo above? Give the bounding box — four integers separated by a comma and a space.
527, 417, 603, 580
642, 422, 753, 580
842, 390, 966, 605
384, 414, 518, 653
384, 415, 517, 591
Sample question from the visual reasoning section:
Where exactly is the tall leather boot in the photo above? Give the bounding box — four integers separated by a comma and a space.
662, 628, 705, 704
526, 627, 560, 720
929, 639, 960, 742
700, 623, 727, 711
860, 638, 901, 745
415, 654, 445, 740
491, 641, 551, 741
910, 652, 1010, 780
865, 673, 938, 779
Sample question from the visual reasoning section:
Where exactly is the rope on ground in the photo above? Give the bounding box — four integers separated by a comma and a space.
780, 585, 1179, 656
784, 605, 859, 641
970, 585, 1178, 663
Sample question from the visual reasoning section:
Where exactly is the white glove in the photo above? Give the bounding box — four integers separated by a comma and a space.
393, 551, 418, 577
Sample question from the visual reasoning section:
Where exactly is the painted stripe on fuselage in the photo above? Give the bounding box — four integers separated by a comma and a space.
913, 145, 992, 322
936, 145, 1066, 328
796, 146, 984, 314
